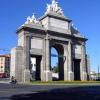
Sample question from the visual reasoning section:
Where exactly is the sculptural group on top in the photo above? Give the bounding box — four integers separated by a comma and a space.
25, 14, 39, 24
25, 0, 64, 25
45, 0, 64, 15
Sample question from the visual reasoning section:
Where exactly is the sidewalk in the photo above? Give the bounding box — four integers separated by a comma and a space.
0, 78, 10, 83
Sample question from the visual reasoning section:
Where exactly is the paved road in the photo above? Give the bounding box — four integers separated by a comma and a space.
0, 83, 100, 100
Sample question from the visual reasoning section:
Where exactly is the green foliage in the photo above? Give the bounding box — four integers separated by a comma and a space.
52, 66, 58, 73
52, 63, 59, 73
31, 81, 100, 85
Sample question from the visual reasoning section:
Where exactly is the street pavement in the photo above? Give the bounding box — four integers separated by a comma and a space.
0, 78, 10, 84
0, 83, 100, 100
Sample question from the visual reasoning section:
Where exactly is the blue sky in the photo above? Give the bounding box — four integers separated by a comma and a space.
0, 0, 100, 72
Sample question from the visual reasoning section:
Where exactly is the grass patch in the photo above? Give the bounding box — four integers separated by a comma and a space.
31, 81, 100, 85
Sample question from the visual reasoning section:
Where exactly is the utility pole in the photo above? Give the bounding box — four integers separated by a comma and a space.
98, 65, 99, 79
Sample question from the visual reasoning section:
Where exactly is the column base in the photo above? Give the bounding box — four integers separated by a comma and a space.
81, 72, 87, 81
23, 69, 31, 83
42, 71, 52, 82
30, 71, 36, 81
68, 71, 74, 81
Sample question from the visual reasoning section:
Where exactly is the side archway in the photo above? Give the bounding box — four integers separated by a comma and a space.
51, 43, 64, 80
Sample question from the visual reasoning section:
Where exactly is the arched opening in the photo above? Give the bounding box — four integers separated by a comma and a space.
51, 47, 59, 81
51, 43, 64, 81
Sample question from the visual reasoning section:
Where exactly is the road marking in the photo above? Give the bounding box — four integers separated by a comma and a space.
0, 89, 38, 94
0, 89, 16, 93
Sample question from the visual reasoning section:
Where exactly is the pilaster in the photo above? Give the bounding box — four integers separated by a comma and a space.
44, 35, 52, 81
80, 43, 87, 80
67, 41, 74, 81
64, 44, 68, 80
23, 35, 31, 83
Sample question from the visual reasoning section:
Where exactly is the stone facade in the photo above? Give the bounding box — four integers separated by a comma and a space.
10, 0, 90, 83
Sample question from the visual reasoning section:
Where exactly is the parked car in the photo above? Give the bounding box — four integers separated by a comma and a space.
0, 73, 7, 78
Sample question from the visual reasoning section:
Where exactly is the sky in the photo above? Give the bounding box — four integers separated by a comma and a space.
0, 0, 100, 72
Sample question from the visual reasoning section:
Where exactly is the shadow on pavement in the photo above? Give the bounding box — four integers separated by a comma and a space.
10, 87, 100, 100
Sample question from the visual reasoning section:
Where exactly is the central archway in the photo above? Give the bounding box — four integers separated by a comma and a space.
51, 43, 64, 81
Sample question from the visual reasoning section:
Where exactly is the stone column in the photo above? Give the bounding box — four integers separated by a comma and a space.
68, 41, 74, 81
80, 43, 87, 80
59, 55, 64, 80
40, 39, 45, 81
44, 35, 52, 81
40, 56, 44, 81
64, 44, 68, 81
23, 35, 31, 83
45, 37, 50, 71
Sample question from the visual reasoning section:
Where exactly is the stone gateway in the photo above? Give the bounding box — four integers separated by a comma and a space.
10, 0, 90, 83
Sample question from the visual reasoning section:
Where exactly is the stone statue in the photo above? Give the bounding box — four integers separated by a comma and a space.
25, 16, 31, 24
46, 4, 52, 13
25, 13, 39, 24
51, 0, 57, 11
45, 0, 64, 15
57, 7, 63, 15
30, 14, 39, 23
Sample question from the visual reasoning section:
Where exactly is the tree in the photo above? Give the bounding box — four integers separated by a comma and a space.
52, 63, 58, 73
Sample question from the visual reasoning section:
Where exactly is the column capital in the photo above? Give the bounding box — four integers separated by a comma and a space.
81, 42, 86, 46
25, 34, 31, 38
68, 40, 73, 44
45, 35, 51, 40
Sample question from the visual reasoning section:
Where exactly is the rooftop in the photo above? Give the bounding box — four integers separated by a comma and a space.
0, 54, 10, 57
